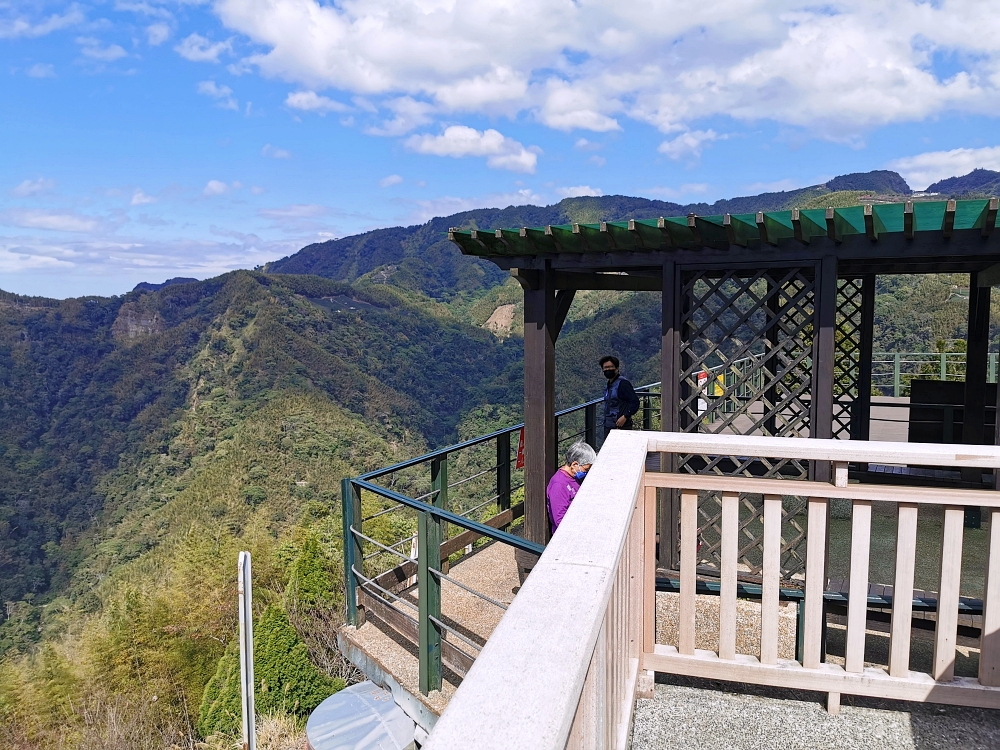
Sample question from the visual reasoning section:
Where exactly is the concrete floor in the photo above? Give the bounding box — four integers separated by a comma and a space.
631, 676, 1000, 750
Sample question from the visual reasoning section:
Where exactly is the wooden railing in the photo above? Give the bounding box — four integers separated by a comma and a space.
424, 431, 1000, 749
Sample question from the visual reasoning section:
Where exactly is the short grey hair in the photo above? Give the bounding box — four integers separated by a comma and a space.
565, 441, 597, 467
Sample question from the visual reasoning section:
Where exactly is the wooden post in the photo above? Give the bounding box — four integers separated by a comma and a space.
962, 275, 990, 518
237, 551, 256, 750
521, 265, 557, 547
497, 431, 511, 513
764, 279, 780, 436
854, 273, 876, 442
811, 256, 837, 482
660, 260, 680, 568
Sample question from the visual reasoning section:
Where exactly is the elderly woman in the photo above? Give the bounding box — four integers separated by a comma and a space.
546, 441, 598, 533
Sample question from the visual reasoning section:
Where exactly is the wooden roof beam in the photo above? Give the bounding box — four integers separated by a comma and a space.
904, 201, 915, 239
863, 204, 887, 242
943, 200, 957, 238
976, 262, 1000, 287
551, 271, 661, 291
791, 208, 825, 245
825, 207, 841, 243
979, 198, 998, 237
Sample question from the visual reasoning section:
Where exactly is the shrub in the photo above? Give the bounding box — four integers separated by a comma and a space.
197, 605, 343, 738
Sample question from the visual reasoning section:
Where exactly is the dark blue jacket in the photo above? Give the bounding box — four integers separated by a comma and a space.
603, 376, 640, 430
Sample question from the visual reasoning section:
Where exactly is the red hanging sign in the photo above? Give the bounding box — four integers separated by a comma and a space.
515, 427, 525, 470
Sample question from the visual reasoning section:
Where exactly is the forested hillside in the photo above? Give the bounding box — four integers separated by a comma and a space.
1, 168, 995, 748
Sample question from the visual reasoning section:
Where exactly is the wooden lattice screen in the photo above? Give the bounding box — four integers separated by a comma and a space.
674, 266, 821, 578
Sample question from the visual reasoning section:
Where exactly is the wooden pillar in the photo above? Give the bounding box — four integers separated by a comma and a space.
962, 274, 990, 520
853, 274, 876, 442
811, 256, 837, 483
659, 260, 680, 568
522, 265, 557, 548
764, 279, 780, 436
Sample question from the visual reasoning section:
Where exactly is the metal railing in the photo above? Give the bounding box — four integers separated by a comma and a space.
872, 351, 999, 397
342, 383, 662, 694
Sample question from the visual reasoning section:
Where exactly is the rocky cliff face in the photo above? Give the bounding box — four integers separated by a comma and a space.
111, 301, 164, 341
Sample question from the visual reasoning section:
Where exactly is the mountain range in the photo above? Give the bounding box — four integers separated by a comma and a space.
0, 167, 994, 748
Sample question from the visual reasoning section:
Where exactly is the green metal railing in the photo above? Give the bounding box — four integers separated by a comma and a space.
872, 352, 998, 397
342, 384, 661, 694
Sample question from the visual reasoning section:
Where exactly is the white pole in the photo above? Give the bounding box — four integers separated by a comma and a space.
238, 551, 256, 750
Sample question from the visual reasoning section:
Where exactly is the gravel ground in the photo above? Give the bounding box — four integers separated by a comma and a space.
631, 675, 1000, 750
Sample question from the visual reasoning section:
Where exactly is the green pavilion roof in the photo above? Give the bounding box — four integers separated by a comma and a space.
448, 199, 999, 258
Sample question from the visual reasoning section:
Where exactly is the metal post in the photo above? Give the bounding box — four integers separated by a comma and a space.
992, 353, 998, 384
496, 431, 511, 513
894, 353, 901, 398
237, 551, 256, 750
341, 478, 362, 626
431, 455, 448, 566
941, 352, 948, 381
584, 402, 597, 449
418, 506, 443, 694
642, 394, 652, 430
854, 274, 876, 443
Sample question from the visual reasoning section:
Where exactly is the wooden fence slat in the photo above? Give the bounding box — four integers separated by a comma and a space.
760, 494, 781, 666
934, 506, 965, 682
846, 500, 872, 674
719, 491, 739, 660
643, 486, 656, 655
803, 497, 827, 669
679, 489, 698, 656
981, 509, 1000, 687
889, 503, 919, 678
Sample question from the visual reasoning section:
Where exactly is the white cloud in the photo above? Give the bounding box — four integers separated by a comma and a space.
26, 63, 56, 78
207, 0, 1000, 146
250, 186, 265, 195
197, 80, 238, 110
77, 37, 128, 62
11, 178, 55, 196
261, 144, 291, 159
589, 155, 606, 167
0, 8, 83, 39
175, 33, 231, 63
130, 189, 156, 206
115, 2, 173, 20
258, 204, 328, 219
146, 23, 171, 46
364, 97, 434, 136
284, 90, 350, 113
889, 146, 1000, 190
1, 209, 97, 233
556, 185, 603, 198
405, 126, 539, 173
379, 174, 403, 188
658, 130, 726, 161
203, 180, 230, 196
649, 183, 710, 199
408, 189, 544, 222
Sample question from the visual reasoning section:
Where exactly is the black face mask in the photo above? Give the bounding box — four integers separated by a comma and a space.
603, 369, 617, 380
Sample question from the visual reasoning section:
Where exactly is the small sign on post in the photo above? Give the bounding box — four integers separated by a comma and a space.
238, 551, 256, 750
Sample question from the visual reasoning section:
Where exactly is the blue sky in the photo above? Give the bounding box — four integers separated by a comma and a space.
4, 0, 1000, 298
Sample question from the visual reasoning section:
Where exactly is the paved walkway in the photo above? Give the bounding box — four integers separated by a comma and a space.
632, 676, 1000, 750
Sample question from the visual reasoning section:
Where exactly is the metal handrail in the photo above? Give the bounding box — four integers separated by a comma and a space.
352, 479, 544, 556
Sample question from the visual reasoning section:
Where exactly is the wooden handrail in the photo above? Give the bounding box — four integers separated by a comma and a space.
425, 431, 1000, 749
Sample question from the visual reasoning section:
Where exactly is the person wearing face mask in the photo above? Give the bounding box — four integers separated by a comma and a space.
599, 355, 640, 440
546, 441, 597, 533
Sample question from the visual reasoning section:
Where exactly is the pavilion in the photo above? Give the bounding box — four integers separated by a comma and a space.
449, 198, 1000, 566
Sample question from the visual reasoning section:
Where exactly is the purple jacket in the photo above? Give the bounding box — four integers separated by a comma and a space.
546, 468, 581, 532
